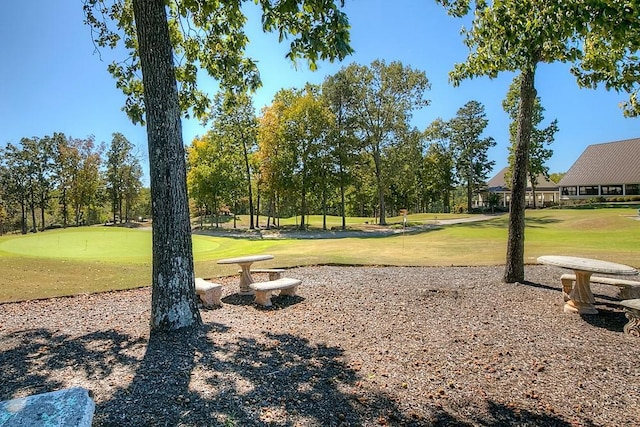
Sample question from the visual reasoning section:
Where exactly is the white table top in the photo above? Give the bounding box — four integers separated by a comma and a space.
537, 255, 638, 275
217, 254, 274, 265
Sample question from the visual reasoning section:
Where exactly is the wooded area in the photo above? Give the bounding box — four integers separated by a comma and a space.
0, 132, 146, 235
0, 60, 502, 236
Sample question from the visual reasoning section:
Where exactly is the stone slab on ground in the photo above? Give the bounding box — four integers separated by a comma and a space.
0, 387, 94, 427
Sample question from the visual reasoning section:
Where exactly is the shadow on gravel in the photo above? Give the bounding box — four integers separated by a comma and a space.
580, 307, 628, 332
0, 328, 145, 400
1, 325, 576, 426
221, 293, 305, 309
506, 280, 627, 333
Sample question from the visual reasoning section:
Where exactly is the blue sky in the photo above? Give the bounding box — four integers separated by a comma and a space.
2, 0, 638, 185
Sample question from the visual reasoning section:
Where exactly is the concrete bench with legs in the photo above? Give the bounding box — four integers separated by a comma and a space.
238, 268, 286, 281
195, 278, 223, 307
249, 277, 302, 307
561, 273, 640, 301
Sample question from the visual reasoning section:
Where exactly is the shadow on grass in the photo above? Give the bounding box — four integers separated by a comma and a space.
1, 325, 575, 426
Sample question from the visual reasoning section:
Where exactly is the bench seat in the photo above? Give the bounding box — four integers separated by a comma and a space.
195, 278, 223, 307
249, 277, 302, 307
619, 299, 640, 336
560, 273, 640, 301
238, 268, 286, 280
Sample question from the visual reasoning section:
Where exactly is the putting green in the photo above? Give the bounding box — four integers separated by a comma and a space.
0, 228, 223, 263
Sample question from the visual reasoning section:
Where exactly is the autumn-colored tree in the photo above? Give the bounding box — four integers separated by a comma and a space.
187, 134, 242, 228
281, 86, 334, 229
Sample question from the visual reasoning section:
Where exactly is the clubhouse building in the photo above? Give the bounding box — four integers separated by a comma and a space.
482, 137, 640, 207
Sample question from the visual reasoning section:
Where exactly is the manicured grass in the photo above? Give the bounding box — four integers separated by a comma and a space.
1, 208, 639, 302
204, 212, 471, 230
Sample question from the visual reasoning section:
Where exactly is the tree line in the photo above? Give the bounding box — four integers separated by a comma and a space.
1, 60, 556, 237
0, 132, 146, 235
187, 59, 504, 230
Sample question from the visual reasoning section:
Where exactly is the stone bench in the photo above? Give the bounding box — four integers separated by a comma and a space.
249, 277, 302, 307
195, 278, 223, 307
0, 387, 94, 426
619, 299, 640, 336
238, 268, 286, 280
560, 273, 640, 301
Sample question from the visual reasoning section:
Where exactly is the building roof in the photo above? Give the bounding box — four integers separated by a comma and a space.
487, 167, 558, 191
558, 138, 640, 186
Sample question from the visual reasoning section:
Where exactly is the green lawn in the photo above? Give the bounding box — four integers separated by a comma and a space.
1, 208, 638, 302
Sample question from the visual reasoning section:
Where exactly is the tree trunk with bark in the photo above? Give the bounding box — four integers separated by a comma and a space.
373, 148, 386, 225
132, 0, 201, 331
504, 67, 536, 283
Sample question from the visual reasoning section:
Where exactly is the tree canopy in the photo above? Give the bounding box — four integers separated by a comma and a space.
84, 0, 354, 332
83, 0, 353, 123
438, 0, 585, 283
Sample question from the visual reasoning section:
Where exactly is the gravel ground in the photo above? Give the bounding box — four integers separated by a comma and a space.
1, 265, 639, 426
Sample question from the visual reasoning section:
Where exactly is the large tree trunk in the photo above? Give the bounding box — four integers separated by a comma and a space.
504, 67, 536, 283
132, 0, 201, 331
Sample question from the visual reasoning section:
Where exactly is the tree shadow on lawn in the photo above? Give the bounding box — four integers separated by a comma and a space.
1, 325, 575, 426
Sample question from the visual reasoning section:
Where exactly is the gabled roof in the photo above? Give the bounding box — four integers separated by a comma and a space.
558, 138, 640, 186
487, 167, 558, 191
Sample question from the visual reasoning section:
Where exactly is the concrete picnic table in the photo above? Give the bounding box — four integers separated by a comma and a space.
537, 255, 638, 314
217, 254, 274, 295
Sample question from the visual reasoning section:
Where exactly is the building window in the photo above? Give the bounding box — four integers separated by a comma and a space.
561, 186, 577, 196
626, 184, 640, 196
601, 185, 623, 195
579, 186, 599, 196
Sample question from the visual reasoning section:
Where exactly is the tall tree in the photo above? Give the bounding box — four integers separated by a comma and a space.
84, 0, 353, 331
343, 60, 430, 225
105, 133, 141, 223
322, 71, 360, 230
386, 128, 424, 214
1, 144, 30, 234
257, 99, 291, 229
187, 133, 243, 228
449, 100, 495, 213
52, 133, 77, 227
69, 136, 103, 226
424, 118, 456, 213
281, 85, 333, 229
503, 74, 558, 208
19, 137, 53, 232
209, 91, 258, 229
438, 0, 583, 282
